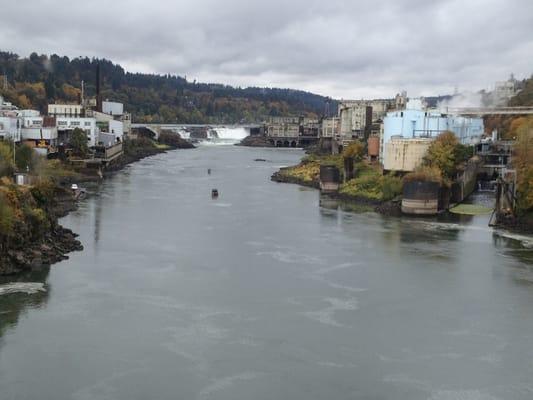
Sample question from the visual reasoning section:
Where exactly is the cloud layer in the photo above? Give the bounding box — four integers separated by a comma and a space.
1, 0, 532, 98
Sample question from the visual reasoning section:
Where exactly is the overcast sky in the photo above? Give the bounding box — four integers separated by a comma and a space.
1, 0, 532, 99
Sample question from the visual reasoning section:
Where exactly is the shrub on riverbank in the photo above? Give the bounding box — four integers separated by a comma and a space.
0, 141, 15, 177
0, 183, 48, 249
278, 159, 321, 184
339, 167, 402, 201
277, 153, 344, 186
123, 137, 157, 157
423, 131, 472, 180
513, 117, 533, 216
403, 166, 445, 186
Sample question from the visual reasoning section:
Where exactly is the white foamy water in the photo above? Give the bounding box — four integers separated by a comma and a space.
0, 282, 46, 296
211, 127, 248, 140
494, 230, 533, 248
199, 127, 250, 145
176, 129, 190, 139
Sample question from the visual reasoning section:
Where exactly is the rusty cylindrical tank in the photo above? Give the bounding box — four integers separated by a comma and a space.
368, 136, 380, 158
320, 165, 341, 193
401, 180, 440, 215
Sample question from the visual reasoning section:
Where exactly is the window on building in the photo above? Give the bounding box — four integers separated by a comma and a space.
84, 121, 91, 127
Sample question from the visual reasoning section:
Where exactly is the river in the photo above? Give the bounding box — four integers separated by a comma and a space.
1, 145, 533, 400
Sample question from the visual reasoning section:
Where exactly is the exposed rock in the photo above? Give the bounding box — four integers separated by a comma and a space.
237, 135, 274, 147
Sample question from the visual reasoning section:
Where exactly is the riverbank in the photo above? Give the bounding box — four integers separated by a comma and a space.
0, 182, 82, 275
271, 156, 403, 216
0, 138, 192, 276
271, 169, 402, 216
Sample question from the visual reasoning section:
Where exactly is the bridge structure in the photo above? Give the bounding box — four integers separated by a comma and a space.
443, 106, 533, 116
131, 123, 263, 139
266, 135, 320, 148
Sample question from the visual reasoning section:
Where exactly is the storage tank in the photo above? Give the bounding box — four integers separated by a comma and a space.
401, 180, 440, 215
320, 165, 341, 193
368, 136, 380, 158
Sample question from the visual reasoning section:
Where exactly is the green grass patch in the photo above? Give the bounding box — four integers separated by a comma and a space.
449, 204, 493, 215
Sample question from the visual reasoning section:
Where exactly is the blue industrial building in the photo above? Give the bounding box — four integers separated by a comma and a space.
382, 99, 484, 146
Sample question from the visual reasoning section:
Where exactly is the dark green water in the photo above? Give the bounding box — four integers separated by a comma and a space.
1, 146, 533, 400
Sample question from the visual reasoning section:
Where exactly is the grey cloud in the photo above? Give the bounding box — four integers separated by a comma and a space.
0, 0, 531, 98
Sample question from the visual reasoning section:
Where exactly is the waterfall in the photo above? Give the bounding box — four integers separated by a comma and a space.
211, 127, 249, 140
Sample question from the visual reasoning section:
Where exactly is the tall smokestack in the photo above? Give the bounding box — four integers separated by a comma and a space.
96, 63, 102, 112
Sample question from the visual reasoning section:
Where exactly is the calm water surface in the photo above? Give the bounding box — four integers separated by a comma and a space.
1, 146, 533, 400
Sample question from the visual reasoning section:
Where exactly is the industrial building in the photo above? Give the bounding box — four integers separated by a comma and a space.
383, 137, 433, 172
48, 104, 84, 117
338, 101, 372, 140
0, 96, 21, 142
264, 116, 320, 147
491, 75, 519, 106
337, 93, 407, 143
380, 98, 485, 171
320, 117, 339, 138
18, 110, 58, 154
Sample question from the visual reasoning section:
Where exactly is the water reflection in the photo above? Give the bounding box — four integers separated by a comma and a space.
0, 268, 50, 341
319, 193, 375, 214
1, 148, 533, 400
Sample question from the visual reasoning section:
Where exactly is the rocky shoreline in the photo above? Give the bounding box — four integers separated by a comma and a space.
0, 187, 83, 276
236, 135, 274, 147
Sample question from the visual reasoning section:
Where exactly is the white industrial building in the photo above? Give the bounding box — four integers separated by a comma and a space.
0, 113, 21, 142
321, 117, 339, 138
102, 101, 124, 116
56, 116, 98, 146
338, 101, 372, 140
19, 112, 58, 153
0, 96, 21, 142
48, 103, 84, 117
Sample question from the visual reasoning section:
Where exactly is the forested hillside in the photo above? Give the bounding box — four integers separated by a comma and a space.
0, 51, 336, 123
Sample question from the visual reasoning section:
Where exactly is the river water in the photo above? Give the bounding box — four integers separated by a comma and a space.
1, 146, 533, 400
